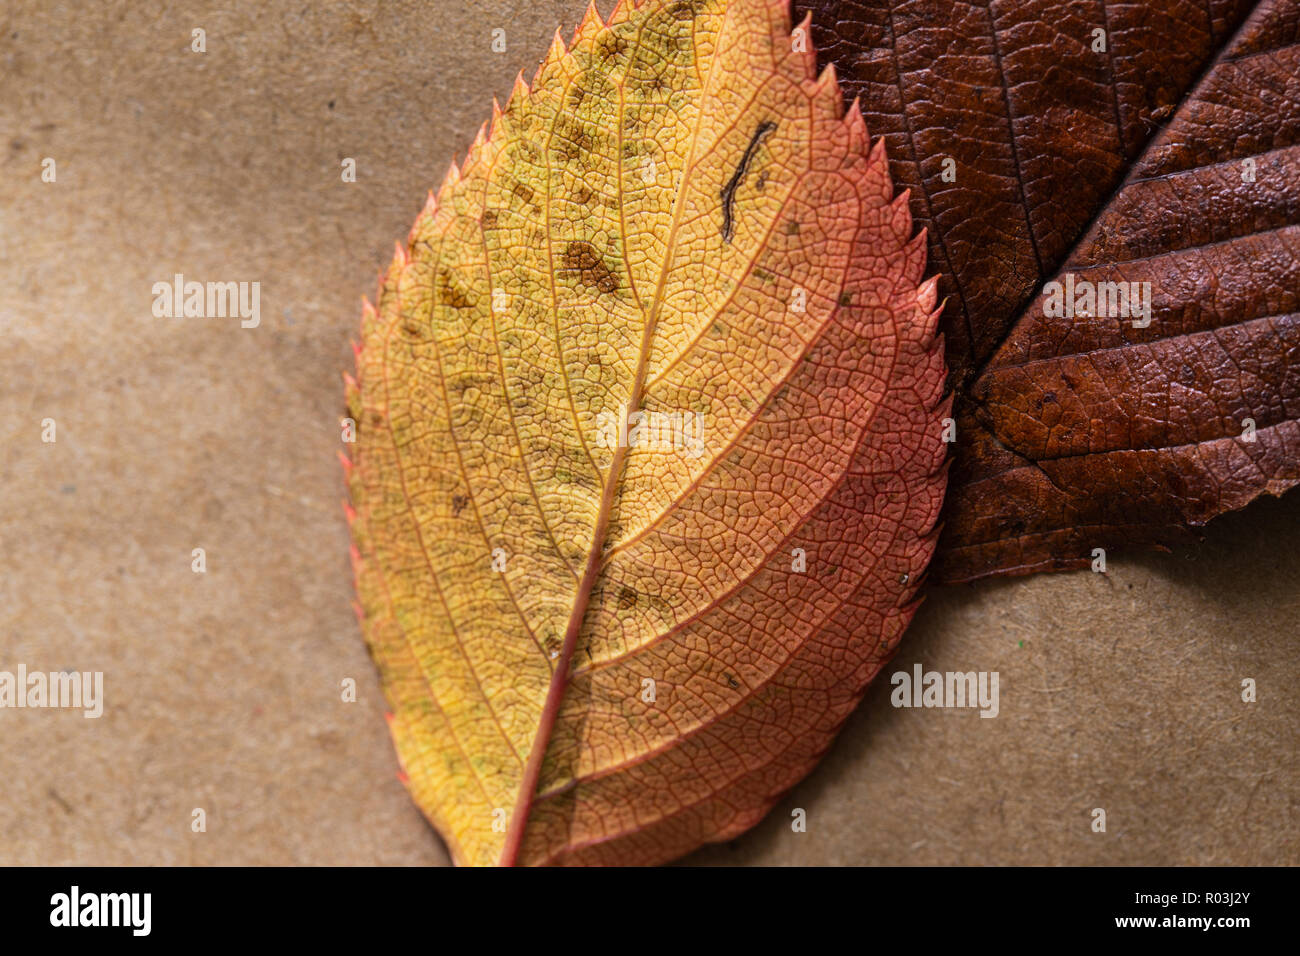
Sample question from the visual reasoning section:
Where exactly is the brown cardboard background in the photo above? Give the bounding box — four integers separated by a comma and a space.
0, 0, 1294, 866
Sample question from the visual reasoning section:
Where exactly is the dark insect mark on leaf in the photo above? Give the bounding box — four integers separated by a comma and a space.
720, 120, 777, 243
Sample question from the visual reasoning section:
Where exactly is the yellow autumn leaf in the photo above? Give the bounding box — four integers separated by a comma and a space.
344, 0, 947, 866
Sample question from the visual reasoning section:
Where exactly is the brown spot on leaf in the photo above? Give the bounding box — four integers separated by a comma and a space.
438, 268, 474, 309
668, 0, 700, 20
563, 240, 619, 294
596, 32, 628, 62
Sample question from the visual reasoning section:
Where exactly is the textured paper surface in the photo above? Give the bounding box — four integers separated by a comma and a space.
1, 0, 1295, 865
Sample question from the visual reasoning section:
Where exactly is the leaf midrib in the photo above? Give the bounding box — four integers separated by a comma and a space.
496, 5, 730, 866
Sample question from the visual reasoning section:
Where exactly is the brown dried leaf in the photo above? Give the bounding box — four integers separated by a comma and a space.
800, 0, 1300, 581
